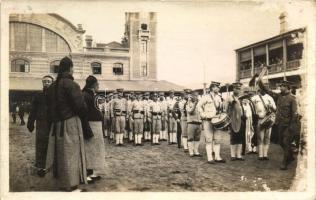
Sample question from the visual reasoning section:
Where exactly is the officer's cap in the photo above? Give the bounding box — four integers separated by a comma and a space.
280, 80, 293, 88
232, 82, 243, 89
210, 81, 221, 88
116, 88, 124, 93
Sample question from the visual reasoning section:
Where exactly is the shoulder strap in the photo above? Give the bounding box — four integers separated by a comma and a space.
259, 94, 268, 112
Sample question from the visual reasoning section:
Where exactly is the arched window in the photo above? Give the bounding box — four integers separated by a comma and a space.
11, 59, 30, 72
91, 62, 102, 74
50, 60, 60, 73
113, 63, 123, 75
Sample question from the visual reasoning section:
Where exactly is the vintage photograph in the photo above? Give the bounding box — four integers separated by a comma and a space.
1, 0, 315, 197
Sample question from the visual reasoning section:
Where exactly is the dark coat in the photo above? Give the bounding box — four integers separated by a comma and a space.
46, 73, 93, 139
28, 91, 49, 123
46, 73, 87, 122
82, 89, 103, 121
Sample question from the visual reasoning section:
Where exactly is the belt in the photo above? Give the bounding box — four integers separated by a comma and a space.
187, 121, 201, 125
114, 109, 121, 112
152, 112, 162, 116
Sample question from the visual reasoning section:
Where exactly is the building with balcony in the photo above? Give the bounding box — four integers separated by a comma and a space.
235, 13, 306, 89
9, 13, 184, 103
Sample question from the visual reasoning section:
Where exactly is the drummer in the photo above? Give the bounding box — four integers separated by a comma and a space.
198, 81, 226, 164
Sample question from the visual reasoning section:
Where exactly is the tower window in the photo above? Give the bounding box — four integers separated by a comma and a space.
91, 62, 102, 74
11, 59, 30, 72
141, 23, 148, 31
50, 60, 60, 73
113, 63, 123, 75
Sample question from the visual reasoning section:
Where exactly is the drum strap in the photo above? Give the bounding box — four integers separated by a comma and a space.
259, 94, 269, 113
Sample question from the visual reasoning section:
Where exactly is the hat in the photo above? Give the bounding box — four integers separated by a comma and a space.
232, 82, 243, 89
280, 80, 293, 88
169, 89, 175, 94
144, 92, 150, 96
210, 81, 221, 88
183, 89, 192, 94
113, 91, 118, 95
153, 92, 158, 96
58, 56, 73, 74
116, 88, 124, 93
84, 75, 98, 89
107, 93, 113, 97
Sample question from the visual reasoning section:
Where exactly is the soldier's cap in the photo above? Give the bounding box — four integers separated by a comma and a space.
232, 82, 243, 89
107, 93, 113, 97
116, 88, 124, 93
144, 92, 150, 96
159, 92, 165, 96
184, 89, 192, 94
169, 89, 175, 94
280, 80, 293, 88
113, 91, 118, 95
210, 81, 221, 88
130, 91, 135, 95
153, 92, 158, 96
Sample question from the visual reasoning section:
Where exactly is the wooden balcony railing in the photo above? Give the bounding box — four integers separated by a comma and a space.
239, 59, 301, 79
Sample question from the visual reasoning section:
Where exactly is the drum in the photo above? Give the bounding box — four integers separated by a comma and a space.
211, 113, 231, 130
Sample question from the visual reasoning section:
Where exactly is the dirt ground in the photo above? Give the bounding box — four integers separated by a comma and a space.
9, 115, 297, 192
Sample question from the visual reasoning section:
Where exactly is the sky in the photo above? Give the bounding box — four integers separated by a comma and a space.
9, 0, 312, 88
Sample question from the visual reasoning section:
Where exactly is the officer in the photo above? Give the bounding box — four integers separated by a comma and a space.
143, 92, 152, 142
167, 89, 177, 144
199, 81, 226, 164
149, 93, 163, 145
258, 79, 298, 170
130, 92, 145, 146
111, 88, 127, 146
186, 91, 202, 157
159, 92, 168, 141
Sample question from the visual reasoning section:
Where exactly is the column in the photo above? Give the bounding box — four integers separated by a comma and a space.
251, 48, 254, 76
282, 39, 288, 80
266, 44, 269, 66
42, 29, 46, 52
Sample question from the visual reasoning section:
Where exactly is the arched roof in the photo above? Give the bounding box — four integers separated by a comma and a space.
9, 13, 85, 53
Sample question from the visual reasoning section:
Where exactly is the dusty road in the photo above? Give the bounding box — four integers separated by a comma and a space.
9, 117, 297, 192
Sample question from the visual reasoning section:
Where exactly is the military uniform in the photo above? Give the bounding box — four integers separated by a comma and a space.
251, 91, 276, 160
104, 93, 112, 138
131, 93, 145, 145
227, 83, 246, 161
258, 80, 297, 170
198, 82, 225, 163
159, 92, 168, 141
111, 89, 127, 146
167, 90, 177, 144
149, 93, 163, 145
186, 91, 202, 157
143, 92, 152, 141
179, 90, 190, 151
127, 92, 135, 142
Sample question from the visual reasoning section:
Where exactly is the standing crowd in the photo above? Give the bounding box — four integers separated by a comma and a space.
19, 56, 302, 192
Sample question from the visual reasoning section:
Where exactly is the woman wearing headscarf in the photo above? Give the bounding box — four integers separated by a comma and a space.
45, 56, 92, 192
81, 75, 106, 182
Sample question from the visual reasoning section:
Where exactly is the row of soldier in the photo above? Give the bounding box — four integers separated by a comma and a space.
24, 56, 300, 192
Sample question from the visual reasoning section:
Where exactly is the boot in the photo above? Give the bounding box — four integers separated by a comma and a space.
236, 144, 244, 160
120, 134, 124, 144
115, 134, 119, 145
183, 137, 188, 150
173, 132, 177, 144
258, 144, 264, 160
214, 144, 225, 162
230, 145, 236, 160
263, 144, 269, 160
188, 142, 194, 156
193, 141, 201, 156
205, 143, 214, 162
